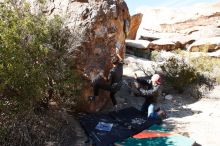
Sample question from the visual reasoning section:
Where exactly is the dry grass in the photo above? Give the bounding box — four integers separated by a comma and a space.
189, 56, 220, 84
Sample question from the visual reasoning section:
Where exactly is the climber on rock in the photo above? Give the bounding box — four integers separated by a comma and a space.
88, 47, 123, 110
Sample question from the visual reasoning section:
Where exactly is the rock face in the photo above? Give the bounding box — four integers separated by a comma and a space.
125, 40, 150, 49
127, 13, 143, 40
28, 0, 130, 112
148, 39, 179, 51
134, 2, 220, 52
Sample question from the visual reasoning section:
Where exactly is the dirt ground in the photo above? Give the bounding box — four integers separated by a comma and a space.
114, 81, 220, 146
161, 85, 220, 146
113, 55, 220, 146
73, 55, 220, 146
71, 81, 220, 146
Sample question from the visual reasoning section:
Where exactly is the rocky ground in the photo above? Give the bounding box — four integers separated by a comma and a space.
72, 84, 220, 146
114, 84, 220, 146
68, 55, 220, 146
112, 55, 220, 146
161, 86, 220, 146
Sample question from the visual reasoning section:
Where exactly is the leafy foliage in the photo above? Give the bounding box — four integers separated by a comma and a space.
150, 50, 159, 61
0, 1, 83, 110
0, 0, 85, 145
161, 57, 197, 92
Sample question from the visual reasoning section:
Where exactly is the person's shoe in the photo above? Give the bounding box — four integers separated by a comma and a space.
158, 110, 167, 119
87, 96, 96, 102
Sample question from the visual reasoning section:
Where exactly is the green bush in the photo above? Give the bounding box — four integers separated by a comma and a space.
161, 57, 197, 92
191, 44, 211, 52
0, 1, 85, 144
0, 1, 83, 109
150, 50, 159, 61
171, 48, 185, 55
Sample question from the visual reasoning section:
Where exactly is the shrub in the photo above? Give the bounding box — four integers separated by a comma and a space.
189, 55, 220, 84
171, 48, 185, 55
0, 1, 49, 104
191, 44, 211, 52
0, 0, 85, 144
161, 57, 197, 93
0, 0, 83, 108
150, 50, 159, 61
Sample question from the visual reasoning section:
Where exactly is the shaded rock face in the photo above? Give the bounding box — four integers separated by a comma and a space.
127, 13, 143, 40
134, 2, 220, 52
148, 39, 179, 51
28, 0, 130, 112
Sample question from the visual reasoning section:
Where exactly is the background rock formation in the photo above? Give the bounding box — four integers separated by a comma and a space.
128, 2, 220, 53
28, 0, 130, 112
127, 13, 143, 40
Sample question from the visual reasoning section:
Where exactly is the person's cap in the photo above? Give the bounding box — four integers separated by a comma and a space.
151, 74, 161, 84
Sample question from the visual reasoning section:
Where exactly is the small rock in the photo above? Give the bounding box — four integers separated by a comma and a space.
165, 94, 173, 100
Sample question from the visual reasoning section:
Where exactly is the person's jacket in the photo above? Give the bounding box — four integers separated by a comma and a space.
139, 82, 161, 103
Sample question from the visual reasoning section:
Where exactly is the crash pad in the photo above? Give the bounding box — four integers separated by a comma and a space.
114, 124, 195, 146
78, 107, 159, 146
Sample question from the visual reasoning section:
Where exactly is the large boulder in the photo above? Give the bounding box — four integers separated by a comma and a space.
127, 13, 143, 40
123, 55, 159, 77
28, 0, 130, 112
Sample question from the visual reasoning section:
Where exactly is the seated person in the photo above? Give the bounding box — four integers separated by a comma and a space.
130, 73, 162, 116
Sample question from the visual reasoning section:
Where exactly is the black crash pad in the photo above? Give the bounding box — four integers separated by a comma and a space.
78, 107, 160, 146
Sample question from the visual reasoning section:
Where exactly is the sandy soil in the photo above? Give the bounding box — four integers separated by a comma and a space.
161, 86, 220, 146
74, 85, 220, 146
115, 81, 220, 146
73, 55, 220, 146
115, 55, 220, 146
